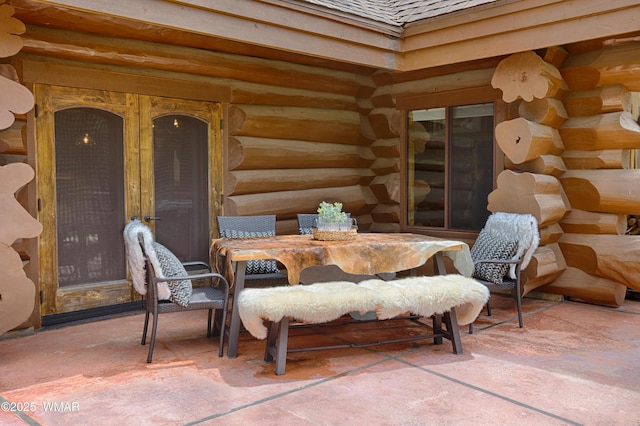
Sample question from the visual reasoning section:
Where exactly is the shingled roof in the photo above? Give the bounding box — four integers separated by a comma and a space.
298, 0, 504, 26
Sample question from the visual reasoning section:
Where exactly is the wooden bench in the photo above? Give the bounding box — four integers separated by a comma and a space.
237, 275, 489, 375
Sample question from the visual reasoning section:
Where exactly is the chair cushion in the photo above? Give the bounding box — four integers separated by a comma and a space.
218, 230, 280, 274
153, 243, 192, 307
471, 232, 518, 284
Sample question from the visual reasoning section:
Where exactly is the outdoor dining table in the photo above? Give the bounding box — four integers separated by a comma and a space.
211, 232, 473, 358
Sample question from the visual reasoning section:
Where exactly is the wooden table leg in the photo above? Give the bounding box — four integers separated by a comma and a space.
433, 252, 447, 275
226, 260, 246, 358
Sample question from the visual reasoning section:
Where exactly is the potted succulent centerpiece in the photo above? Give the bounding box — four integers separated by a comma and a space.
313, 201, 357, 240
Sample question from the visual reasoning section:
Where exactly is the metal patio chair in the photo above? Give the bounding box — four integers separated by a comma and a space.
469, 212, 539, 331
296, 213, 318, 235
124, 219, 229, 362
216, 215, 289, 287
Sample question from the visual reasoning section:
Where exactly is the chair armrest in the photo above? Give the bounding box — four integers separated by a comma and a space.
182, 261, 212, 272
153, 272, 229, 290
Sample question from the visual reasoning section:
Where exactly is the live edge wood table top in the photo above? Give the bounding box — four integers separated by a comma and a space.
210, 233, 473, 358
212, 233, 471, 285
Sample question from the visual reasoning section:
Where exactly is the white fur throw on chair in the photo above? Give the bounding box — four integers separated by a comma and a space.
123, 219, 171, 300
483, 212, 540, 279
238, 275, 490, 339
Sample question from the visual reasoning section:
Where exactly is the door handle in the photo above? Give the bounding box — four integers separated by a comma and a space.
144, 215, 161, 222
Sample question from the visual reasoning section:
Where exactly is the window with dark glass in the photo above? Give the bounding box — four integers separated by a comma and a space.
407, 103, 494, 231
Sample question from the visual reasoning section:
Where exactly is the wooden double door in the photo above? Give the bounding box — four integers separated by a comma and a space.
35, 85, 223, 316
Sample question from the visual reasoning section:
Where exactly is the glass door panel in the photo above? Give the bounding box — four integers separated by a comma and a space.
36, 85, 136, 315
407, 103, 494, 231
407, 108, 445, 227
152, 114, 209, 262
448, 104, 494, 230
140, 96, 222, 266
54, 107, 126, 286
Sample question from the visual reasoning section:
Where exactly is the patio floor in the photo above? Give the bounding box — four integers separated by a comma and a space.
1, 293, 640, 425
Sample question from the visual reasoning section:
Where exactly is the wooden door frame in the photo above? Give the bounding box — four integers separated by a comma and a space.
34, 84, 139, 315
139, 95, 223, 244
26, 62, 229, 316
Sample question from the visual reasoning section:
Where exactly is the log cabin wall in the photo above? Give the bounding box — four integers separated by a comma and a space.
489, 48, 570, 300
367, 73, 401, 234
8, 25, 388, 237
554, 40, 640, 305
3, 3, 640, 332
225, 86, 379, 235
488, 41, 640, 306
0, 6, 41, 335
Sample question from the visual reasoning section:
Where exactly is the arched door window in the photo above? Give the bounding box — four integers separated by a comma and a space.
153, 114, 209, 261
54, 107, 125, 286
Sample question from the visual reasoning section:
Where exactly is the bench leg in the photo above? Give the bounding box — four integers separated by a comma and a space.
443, 308, 463, 354
274, 317, 289, 375
432, 314, 443, 345
264, 318, 290, 375
264, 321, 279, 362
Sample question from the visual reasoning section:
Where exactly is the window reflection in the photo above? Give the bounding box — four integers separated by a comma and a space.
407, 103, 494, 231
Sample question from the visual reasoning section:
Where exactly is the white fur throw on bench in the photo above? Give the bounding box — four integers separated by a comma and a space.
238, 275, 490, 339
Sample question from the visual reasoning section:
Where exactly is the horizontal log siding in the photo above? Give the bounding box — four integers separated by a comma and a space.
19, 26, 508, 234
21, 25, 369, 96
225, 101, 376, 222
226, 185, 377, 220
542, 40, 640, 305
18, 25, 384, 232
228, 105, 362, 144
227, 169, 375, 195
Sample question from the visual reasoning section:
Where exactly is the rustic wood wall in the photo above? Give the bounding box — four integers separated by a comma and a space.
225, 87, 380, 234
363, 73, 402, 233
0, 1, 40, 334
554, 41, 640, 305
3, 11, 640, 332
490, 42, 640, 306
489, 49, 570, 298
10, 24, 393, 236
